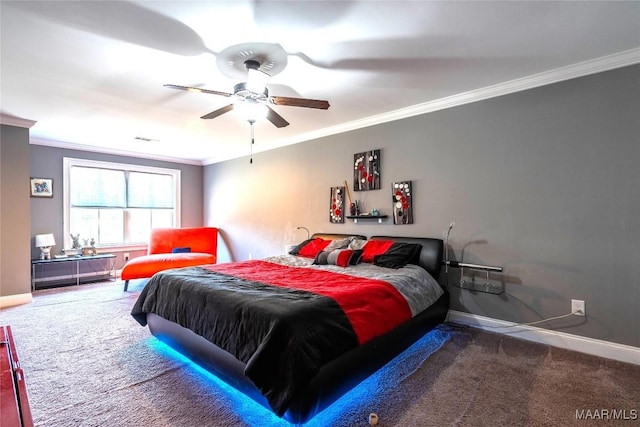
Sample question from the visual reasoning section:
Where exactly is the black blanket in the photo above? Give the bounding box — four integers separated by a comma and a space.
131, 266, 359, 416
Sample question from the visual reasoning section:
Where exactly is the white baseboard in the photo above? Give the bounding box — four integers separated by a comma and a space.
447, 310, 640, 366
0, 293, 33, 309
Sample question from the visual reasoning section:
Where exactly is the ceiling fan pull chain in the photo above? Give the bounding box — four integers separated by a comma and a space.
249, 120, 255, 164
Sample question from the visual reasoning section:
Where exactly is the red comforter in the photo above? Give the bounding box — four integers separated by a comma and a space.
209, 261, 412, 344
132, 260, 413, 416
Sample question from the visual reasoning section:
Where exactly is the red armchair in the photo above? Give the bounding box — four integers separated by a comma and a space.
121, 227, 218, 291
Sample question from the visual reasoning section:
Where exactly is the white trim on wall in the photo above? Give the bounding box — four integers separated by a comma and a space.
30, 138, 203, 166
0, 114, 37, 128
0, 293, 33, 309
447, 310, 640, 366
203, 47, 640, 165
18, 49, 639, 167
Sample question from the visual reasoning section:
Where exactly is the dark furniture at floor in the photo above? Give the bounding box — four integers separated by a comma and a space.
0, 326, 33, 427
31, 254, 116, 291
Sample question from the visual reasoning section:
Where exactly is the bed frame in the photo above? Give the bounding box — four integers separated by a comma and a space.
145, 234, 449, 424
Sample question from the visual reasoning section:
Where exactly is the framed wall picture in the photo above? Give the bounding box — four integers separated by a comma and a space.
353, 149, 381, 191
392, 180, 413, 224
330, 186, 345, 223
30, 177, 53, 198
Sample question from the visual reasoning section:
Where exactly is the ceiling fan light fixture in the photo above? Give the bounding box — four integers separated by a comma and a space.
234, 100, 268, 122
233, 82, 269, 102
165, 45, 328, 129
246, 67, 270, 94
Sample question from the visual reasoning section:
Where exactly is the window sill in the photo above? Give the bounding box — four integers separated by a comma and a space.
103, 244, 147, 252
82, 244, 148, 254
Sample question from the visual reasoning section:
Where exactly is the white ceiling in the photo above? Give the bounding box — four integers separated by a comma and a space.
2, 1, 639, 165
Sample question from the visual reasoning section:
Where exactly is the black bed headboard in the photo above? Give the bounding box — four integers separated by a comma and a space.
369, 236, 444, 279
311, 233, 367, 241
309, 233, 443, 280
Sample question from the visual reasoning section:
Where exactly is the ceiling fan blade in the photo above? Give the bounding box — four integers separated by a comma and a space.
164, 84, 233, 98
270, 96, 330, 110
201, 104, 234, 120
266, 106, 290, 128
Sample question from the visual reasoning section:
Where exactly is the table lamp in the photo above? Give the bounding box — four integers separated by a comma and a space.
35, 233, 56, 260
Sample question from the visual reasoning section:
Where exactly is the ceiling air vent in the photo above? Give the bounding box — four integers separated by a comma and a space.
134, 136, 159, 142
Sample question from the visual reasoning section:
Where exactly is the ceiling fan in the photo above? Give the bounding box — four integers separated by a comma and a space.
164, 43, 330, 128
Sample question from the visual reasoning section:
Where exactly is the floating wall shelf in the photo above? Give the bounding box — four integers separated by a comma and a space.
346, 215, 388, 224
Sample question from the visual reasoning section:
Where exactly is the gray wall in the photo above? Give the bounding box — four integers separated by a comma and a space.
204, 64, 640, 348
1, 125, 31, 298
29, 145, 204, 268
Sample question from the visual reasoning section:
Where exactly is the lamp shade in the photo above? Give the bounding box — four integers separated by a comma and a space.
35, 233, 56, 248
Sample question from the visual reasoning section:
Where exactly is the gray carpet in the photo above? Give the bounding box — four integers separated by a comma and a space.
1, 281, 638, 426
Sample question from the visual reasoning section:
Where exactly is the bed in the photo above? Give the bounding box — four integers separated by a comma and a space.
131, 233, 449, 424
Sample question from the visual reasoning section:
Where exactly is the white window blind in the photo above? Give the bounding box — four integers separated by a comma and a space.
70, 167, 126, 207
64, 158, 181, 248
127, 172, 174, 209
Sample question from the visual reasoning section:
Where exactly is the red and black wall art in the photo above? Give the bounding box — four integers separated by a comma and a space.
392, 181, 413, 224
330, 186, 345, 223
353, 150, 381, 191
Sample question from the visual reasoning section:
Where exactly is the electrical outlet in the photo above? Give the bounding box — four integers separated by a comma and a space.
124, 252, 130, 261
571, 299, 585, 316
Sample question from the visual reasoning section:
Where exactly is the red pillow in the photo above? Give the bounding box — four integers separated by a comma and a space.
297, 238, 331, 258
313, 249, 358, 267
360, 240, 395, 263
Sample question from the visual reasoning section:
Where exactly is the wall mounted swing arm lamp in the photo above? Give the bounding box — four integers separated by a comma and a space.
445, 221, 455, 274
296, 226, 310, 240
442, 221, 503, 292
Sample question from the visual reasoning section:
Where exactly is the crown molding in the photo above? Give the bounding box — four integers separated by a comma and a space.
0, 114, 37, 128
25, 48, 640, 166
302, 48, 640, 142
203, 48, 640, 165
30, 138, 203, 166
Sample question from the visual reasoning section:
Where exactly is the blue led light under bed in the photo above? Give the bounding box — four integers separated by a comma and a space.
149, 325, 452, 426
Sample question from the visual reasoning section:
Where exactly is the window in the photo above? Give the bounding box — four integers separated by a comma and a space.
63, 158, 181, 248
